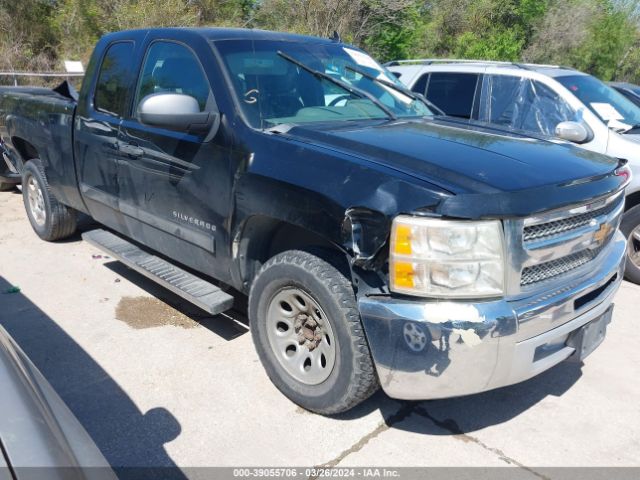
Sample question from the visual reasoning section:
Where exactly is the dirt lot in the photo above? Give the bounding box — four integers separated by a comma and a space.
1, 189, 639, 477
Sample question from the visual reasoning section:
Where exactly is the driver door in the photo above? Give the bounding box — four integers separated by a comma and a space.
116, 39, 229, 277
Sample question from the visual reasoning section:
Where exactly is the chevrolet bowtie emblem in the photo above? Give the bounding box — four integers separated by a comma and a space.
594, 222, 613, 245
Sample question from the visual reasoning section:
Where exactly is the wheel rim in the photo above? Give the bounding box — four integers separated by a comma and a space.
266, 287, 336, 385
26, 175, 46, 227
629, 225, 640, 269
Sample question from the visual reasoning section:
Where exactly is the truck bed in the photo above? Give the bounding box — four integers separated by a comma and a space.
0, 84, 79, 204
0, 86, 66, 96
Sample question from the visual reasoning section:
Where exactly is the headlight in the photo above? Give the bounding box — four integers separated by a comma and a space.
389, 215, 505, 298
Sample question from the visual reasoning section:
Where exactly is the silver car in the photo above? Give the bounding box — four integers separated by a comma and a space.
388, 59, 640, 283
0, 324, 116, 480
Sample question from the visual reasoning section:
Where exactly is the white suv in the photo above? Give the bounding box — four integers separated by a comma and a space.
388, 59, 640, 283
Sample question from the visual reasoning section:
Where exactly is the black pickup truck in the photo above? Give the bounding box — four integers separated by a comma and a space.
0, 28, 631, 414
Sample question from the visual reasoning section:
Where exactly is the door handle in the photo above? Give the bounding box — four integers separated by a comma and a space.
119, 143, 144, 158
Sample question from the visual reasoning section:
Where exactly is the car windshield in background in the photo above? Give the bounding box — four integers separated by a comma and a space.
214, 39, 431, 128
557, 74, 640, 132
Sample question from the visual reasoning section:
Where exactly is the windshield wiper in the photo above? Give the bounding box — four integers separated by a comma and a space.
276, 51, 397, 120
345, 65, 445, 115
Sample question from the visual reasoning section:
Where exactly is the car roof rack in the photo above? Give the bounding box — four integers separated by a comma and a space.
384, 59, 572, 70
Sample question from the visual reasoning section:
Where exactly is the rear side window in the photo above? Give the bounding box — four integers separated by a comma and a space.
135, 41, 212, 112
425, 72, 479, 119
94, 42, 135, 117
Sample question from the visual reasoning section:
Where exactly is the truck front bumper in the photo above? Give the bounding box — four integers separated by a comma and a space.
358, 230, 626, 400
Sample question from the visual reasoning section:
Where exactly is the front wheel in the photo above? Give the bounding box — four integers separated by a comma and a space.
621, 204, 640, 284
22, 159, 77, 241
249, 250, 379, 414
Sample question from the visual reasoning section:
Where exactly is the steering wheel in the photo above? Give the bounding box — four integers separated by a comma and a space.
328, 95, 351, 107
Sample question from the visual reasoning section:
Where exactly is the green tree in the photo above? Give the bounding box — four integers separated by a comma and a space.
3, 0, 640, 86
362, 1, 427, 62
0, 0, 57, 71
525, 0, 639, 80
416, 0, 549, 60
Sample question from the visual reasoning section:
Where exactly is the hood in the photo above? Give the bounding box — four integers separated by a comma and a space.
285, 117, 618, 195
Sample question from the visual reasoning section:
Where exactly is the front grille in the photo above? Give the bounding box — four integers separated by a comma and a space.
523, 200, 619, 242
513, 193, 624, 290
521, 246, 604, 286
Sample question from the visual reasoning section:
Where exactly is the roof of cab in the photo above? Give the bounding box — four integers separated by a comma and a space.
200, 27, 337, 44
103, 27, 338, 45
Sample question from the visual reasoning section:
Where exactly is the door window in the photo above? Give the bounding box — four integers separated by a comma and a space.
135, 41, 212, 112
94, 42, 135, 117
425, 72, 479, 119
483, 75, 576, 136
411, 73, 429, 96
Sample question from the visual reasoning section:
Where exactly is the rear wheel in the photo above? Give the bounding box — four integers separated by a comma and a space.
249, 250, 379, 414
621, 205, 640, 284
22, 159, 77, 241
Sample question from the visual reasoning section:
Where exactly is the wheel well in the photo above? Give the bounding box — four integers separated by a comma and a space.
238, 217, 350, 291
626, 190, 640, 212
11, 137, 39, 164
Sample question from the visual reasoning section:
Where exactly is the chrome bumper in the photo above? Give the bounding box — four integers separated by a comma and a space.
359, 230, 626, 400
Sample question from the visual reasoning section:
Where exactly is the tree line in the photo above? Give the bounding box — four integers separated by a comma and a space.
2, 0, 640, 83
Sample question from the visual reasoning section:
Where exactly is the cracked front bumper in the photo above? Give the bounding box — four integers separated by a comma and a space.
359, 230, 626, 400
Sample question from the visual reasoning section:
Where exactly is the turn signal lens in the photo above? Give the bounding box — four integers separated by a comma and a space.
393, 225, 413, 255
392, 261, 415, 288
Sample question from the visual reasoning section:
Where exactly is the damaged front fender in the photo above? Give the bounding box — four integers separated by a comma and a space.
341, 207, 389, 269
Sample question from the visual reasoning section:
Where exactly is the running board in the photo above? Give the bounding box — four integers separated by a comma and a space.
82, 229, 234, 315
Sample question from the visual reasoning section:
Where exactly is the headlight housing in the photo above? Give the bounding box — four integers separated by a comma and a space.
389, 215, 505, 298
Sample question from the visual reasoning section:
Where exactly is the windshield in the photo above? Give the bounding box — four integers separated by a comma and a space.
214, 39, 432, 128
557, 74, 640, 130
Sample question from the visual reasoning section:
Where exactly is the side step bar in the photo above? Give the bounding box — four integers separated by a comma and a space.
82, 229, 234, 315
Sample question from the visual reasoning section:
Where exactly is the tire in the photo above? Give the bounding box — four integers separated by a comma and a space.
22, 159, 77, 241
249, 250, 379, 414
621, 204, 640, 284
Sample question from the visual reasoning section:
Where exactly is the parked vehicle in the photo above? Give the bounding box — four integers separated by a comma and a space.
0, 29, 630, 413
609, 82, 640, 108
387, 59, 640, 283
0, 325, 115, 479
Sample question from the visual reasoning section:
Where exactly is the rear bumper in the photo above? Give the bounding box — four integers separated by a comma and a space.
359, 230, 626, 400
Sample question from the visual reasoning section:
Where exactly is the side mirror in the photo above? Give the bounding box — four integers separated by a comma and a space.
138, 93, 215, 133
555, 121, 590, 144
